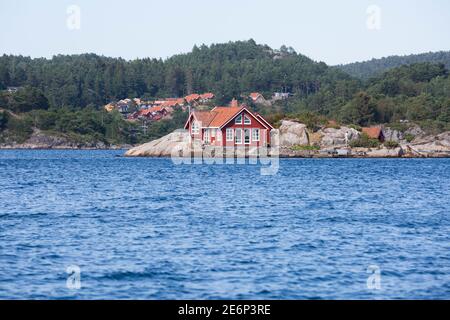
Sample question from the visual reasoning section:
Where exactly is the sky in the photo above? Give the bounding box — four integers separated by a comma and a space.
0, 0, 449, 65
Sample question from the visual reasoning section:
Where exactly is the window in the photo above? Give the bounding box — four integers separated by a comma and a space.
235, 128, 242, 144
235, 114, 242, 124
252, 129, 260, 142
204, 129, 210, 143
244, 129, 251, 144
244, 115, 251, 125
192, 121, 199, 134
217, 130, 222, 142
226, 128, 234, 141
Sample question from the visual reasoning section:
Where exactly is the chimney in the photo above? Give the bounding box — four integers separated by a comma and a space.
230, 98, 238, 108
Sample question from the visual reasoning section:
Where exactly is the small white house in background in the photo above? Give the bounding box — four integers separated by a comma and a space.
272, 92, 291, 100
6, 87, 21, 94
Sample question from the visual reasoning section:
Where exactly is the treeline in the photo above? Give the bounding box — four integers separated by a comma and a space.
0, 104, 188, 145
284, 62, 450, 133
0, 40, 449, 144
0, 40, 355, 108
337, 51, 450, 80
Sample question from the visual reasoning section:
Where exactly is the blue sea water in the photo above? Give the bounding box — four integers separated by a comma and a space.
0, 150, 449, 300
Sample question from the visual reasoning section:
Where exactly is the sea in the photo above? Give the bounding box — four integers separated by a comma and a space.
0, 150, 449, 299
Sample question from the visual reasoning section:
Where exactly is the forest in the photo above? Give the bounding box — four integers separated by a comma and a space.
0, 40, 449, 145
337, 51, 450, 80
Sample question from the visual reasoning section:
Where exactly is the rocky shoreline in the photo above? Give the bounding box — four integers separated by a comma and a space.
124, 121, 450, 158
0, 129, 132, 150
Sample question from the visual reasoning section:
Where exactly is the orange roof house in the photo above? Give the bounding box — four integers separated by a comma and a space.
200, 93, 215, 100
184, 106, 274, 147
249, 92, 265, 102
185, 94, 201, 104
104, 103, 116, 112
362, 126, 385, 142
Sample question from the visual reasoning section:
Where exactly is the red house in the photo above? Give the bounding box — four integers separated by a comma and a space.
184, 106, 274, 147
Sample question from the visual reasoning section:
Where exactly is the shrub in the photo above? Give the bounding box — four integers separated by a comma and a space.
0, 110, 9, 131
293, 112, 328, 132
349, 133, 381, 148
384, 140, 400, 149
5, 116, 33, 143
387, 122, 410, 133
347, 124, 362, 131
404, 133, 415, 143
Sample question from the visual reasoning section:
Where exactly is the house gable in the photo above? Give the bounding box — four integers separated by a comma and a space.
218, 107, 272, 130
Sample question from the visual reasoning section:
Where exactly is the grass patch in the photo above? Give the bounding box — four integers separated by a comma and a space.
384, 140, 400, 149
291, 145, 320, 151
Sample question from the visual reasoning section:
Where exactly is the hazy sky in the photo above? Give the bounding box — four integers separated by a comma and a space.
1, 0, 449, 65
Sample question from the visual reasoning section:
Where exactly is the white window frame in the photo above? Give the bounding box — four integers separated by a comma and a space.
235, 128, 242, 144
235, 114, 242, 124
244, 115, 251, 125
244, 128, 251, 145
226, 128, 234, 141
217, 129, 222, 143
252, 128, 260, 142
203, 129, 210, 144
192, 121, 200, 134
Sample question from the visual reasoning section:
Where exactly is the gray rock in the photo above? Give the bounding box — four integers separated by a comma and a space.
384, 127, 404, 142
320, 127, 360, 147
366, 147, 404, 158
278, 120, 309, 147
125, 130, 196, 157
407, 131, 450, 156
405, 125, 425, 138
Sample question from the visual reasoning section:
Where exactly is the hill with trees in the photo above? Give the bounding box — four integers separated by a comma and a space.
0, 40, 354, 107
0, 40, 449, 145
336, 51, 450, 80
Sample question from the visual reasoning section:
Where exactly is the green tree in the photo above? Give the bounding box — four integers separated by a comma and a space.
341, 92, 377, 126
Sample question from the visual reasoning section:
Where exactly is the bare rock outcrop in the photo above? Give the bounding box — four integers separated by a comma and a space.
125, 130, 194, 157
383, 127, 404, 142
406, 131, 450, 156
0, 129, 113, 149
366, 147, 404, 158
319, 127, 360, 147
278, 120, 309, 147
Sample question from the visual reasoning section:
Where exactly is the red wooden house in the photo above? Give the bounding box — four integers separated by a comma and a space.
184, 106, 274, 147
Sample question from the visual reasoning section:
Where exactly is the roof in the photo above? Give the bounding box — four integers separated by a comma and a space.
161, 100, 179, 107
209, 107, 243, 127
139, 109, 153, 116
200, 93, 215, 100
362, 127, 383, 139
184, 106, 273, 130
250, 92, 263, 100
149, 106, 167, 113
185, 94, 201, 103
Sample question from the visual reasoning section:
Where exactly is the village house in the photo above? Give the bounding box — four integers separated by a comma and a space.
362, 126, 385, 142
249, 92, 267, 104
185, 94, 201, 105
6, 86, 21, 94
272, 92, 291, 101
199, 93, 215, 103
184, 106, 274, 147
132, 106, 171, 121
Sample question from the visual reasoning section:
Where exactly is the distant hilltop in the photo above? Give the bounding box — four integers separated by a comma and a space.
336, 51, 450, 80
